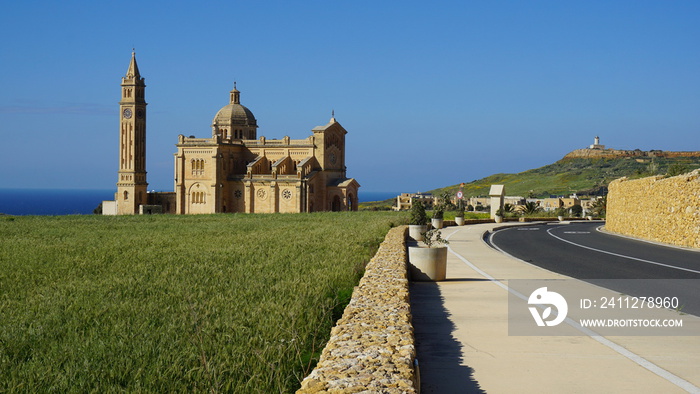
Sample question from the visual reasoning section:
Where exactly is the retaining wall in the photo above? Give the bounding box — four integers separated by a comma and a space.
297, 225, 417, 393
607, 170, 700, 248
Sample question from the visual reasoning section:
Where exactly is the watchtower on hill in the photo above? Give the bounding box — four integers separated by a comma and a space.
589, 136, 606, 150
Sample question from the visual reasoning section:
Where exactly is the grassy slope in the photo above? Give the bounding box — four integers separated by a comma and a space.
362, 155, 700, 209
432, 156, 700, 198
0, 212, 408, 392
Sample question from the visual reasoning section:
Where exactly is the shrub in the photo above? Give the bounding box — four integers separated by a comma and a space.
432, 205, 444, 220
409, 200, 428, 225
421, 229, 449, 248
667, 163, 690, 177
455, 199, 465, 218
521, 201, 541, 215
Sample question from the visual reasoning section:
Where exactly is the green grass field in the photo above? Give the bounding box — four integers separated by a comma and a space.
0, 212, 407, 392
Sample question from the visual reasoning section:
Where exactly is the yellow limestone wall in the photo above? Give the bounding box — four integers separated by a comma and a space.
297, 226, 418, 393
607, 170, 700, 249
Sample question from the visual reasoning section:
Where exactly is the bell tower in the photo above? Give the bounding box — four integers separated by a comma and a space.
116, 51, 148, 214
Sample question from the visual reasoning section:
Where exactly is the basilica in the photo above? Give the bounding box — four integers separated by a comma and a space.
103, 53, 359, 215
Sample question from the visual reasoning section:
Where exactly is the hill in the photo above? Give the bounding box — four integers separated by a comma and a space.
431, 149, 700, 199
360, 148, 700, 209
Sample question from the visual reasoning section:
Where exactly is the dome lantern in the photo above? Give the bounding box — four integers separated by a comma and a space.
212, 84, 258, 140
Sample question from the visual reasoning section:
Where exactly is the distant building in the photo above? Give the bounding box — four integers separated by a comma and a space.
504, 196, 526, 206
467, 197, 490, 210
539, 196, 581, 212
560, 197, 581, 210
540, 198, 562, 212
104, 52, 359, 215
393, 192, 434, 211
589, 136, 606, 150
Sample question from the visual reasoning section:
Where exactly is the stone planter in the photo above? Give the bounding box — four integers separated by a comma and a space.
408, 246, 447, 281
408, 224, 428, 242
494, 215, 503, 223
431, 218, 444, 229
558, 216, 564, 221
455, 216, 465, 226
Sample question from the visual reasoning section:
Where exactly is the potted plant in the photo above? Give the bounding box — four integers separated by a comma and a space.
408, 200, 429, 241
431, 196, 445, 229
494, 208, 504, 223
408, 229, 449, 281
455, 199, 465, 226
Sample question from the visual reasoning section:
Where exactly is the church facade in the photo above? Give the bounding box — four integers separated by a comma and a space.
103, 53, 359, 215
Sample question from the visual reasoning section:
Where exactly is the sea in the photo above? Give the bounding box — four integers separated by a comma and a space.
0, 189, 397, 216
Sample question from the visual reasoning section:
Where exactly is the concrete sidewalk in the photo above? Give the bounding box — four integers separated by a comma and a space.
410, 223, 700, 393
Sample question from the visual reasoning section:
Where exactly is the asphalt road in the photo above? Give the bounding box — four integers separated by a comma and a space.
488, 221, 700, 316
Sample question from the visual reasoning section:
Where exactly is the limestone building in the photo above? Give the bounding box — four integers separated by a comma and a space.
104, 53, 359, 215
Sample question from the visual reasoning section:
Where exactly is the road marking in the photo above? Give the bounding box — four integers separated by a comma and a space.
446, 227, 700, 393
547, 228, 700, 275
563, 231, 590, 234
517, 228, 540, 231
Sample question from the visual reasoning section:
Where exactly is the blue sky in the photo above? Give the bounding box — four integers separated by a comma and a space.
1, 1, 698, 193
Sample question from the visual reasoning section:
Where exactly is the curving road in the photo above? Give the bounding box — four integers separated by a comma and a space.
488, 221, 700, 316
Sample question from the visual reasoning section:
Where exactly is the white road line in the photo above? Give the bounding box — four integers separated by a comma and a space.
546, 227, 700, 275
444, 227, 700, 393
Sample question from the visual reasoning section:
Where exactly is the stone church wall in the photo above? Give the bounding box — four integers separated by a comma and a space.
606, 170, 700, 248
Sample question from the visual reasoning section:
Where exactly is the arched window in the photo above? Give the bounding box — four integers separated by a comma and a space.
123, 191, 129, 200
191, 191, 207, 204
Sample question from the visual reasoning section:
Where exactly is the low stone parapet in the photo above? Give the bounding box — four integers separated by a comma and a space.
297, 225, 417, 393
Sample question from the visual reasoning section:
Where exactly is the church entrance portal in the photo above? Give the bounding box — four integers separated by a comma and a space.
331, 195, 341, 212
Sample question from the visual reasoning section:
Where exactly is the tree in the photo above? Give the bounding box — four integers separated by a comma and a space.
440, 191, 456, 211
569, 205, 583, 217
590, 196, 606, 218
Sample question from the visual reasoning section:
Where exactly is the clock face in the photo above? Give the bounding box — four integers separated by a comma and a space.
123, 108, 132, 119
136, 109, 144, 119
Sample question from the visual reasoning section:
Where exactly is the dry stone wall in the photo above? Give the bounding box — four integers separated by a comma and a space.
297, 225, 417, 393
607, 170, 700, 248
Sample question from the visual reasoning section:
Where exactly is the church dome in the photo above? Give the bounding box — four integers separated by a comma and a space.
212, 84, 257, 130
